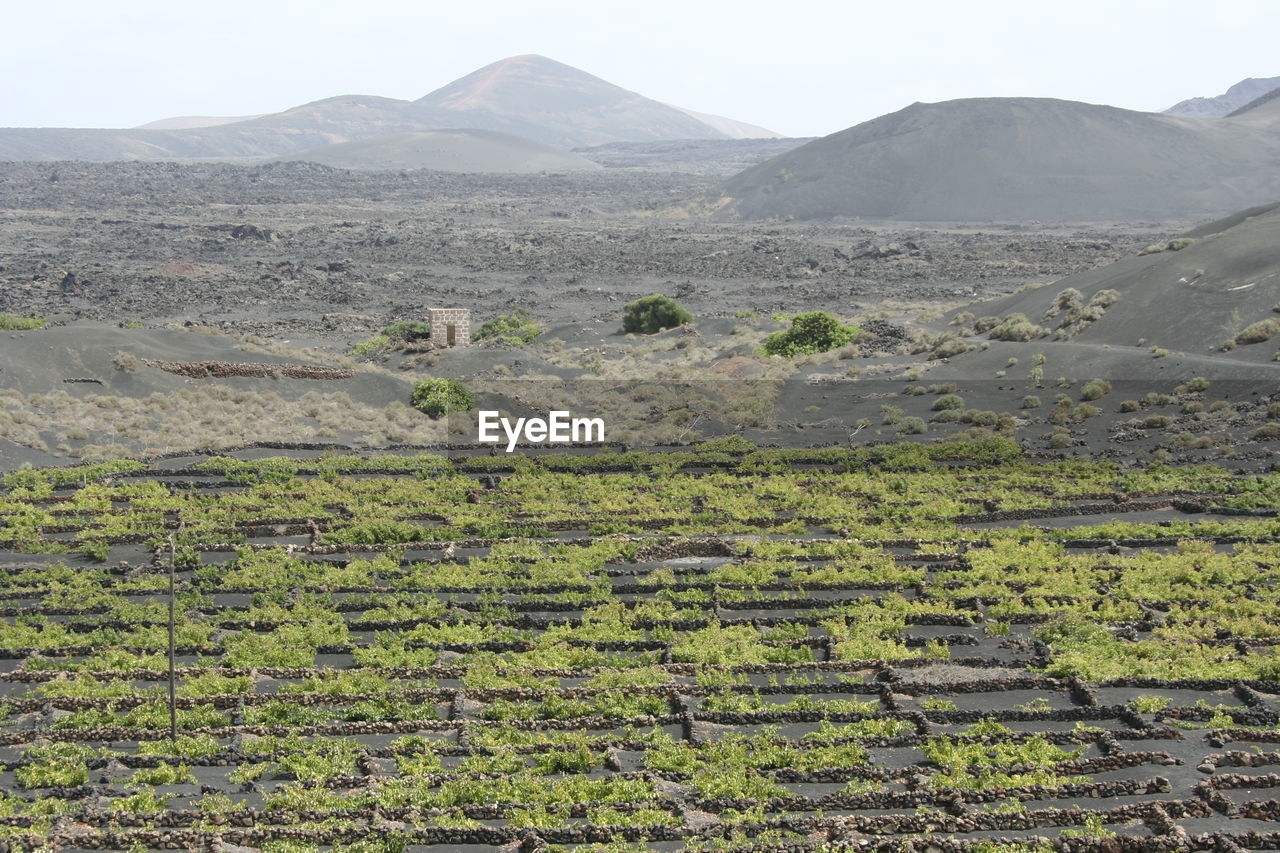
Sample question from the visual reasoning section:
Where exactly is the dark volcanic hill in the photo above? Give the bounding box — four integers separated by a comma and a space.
715, 98, 1280, 222
948, 202, 1280, 356
1165, 76, 1280, 117
274, 128, 602, 173
0, 55, 776, 162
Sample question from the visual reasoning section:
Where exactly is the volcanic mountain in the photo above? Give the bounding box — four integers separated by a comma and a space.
410, 54, 772, 148
714, 97, 1280, 222
0, 55, 777, 162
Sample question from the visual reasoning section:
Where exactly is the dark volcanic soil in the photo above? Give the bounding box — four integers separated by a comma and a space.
0, 161, 1171, 342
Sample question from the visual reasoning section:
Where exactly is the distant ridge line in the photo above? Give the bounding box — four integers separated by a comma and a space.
1227, 86, 1280, 118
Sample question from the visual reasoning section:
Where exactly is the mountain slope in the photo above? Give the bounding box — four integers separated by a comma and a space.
0, 95, 433, 162
274, 128, 601, 172
136, 114, 266, 130
1165, 76, 1280, 117
667, 106, 782, 139
948, 202, 1280, 355
1228, 86, 1280, 120
412, 54, 731, 147
715, 98, 1280, 222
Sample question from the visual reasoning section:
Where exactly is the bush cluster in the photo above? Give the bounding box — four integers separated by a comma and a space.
0, 313, 44, 331
1236, 318, 1280, 345
985, 314, 1041, 342
474, 308, 541, 345
622, 295, 692, 335
411, 379, 474, 418
761, 311, 859, 357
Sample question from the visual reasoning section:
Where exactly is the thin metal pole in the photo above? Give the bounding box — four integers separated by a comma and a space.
168, 535, 177, 744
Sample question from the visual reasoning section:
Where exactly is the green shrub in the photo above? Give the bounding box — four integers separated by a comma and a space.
1119, 400, 1140, 413
1236, 319, 1280, 345
1021, 395, 1042, 409
974, 316, 1000, 333
932, 394, 964, 411
987, 314, 1041, 342
621, 294, 692, 335
761, 311, 859, 357
963, 410, 1000, 427
79, 541, 110, 563
321, 520, 430, 545
1054, 288, 1083, 311
897, 417, 927, 435
0, 314, 44, 331
1253, 423, 1280, 440
350, 334, 391, 356
1048, 432, 1073, 449
411, 379, 474, 418
1089, 289, 1120, 308
1079, 380, 1112, 401
1140, 237, 1196, 255
351, 321, 432, 355
1174, 432, 1213, 449
696, 436, 756, 452
382, 320, 431, 341
474, 308, 540, 345
931, 334, 970, 359
1184, 377, 1211, 392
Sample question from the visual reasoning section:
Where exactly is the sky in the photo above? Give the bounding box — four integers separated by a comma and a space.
3, 0, 1278, 138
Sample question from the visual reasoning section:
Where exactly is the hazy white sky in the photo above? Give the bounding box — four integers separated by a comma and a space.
4, 0, 1277, 137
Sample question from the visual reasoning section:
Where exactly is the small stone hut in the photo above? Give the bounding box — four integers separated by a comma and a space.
429, 308, 471, 347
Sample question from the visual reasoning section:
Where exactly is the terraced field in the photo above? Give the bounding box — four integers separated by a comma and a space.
3, 438, 1280, 851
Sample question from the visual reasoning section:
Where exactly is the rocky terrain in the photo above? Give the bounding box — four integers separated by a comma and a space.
0, 160, 1163, 344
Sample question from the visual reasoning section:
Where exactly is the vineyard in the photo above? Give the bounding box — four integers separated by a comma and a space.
2, 437, 1280, 851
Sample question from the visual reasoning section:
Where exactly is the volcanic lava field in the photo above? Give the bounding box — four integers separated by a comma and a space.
1, 440, 1280, 852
